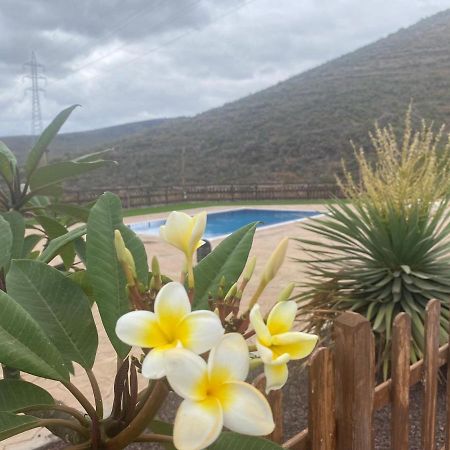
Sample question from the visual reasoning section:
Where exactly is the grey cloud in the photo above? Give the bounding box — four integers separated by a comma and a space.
0, 0, 449, 136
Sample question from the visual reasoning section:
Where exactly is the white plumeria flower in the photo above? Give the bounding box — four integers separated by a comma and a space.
160, 211, 206, 259
165, 333, 275, 450
116, 282, 224, 379
250, 301, 318, 394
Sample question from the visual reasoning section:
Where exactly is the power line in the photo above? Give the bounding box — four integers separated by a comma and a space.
23, 51, 46, 141
67, 0, 204, 76
46, 0, 164, 70
75, 0, 258, 80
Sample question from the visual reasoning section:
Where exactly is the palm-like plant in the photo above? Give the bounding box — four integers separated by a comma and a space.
296, 109, 450, 377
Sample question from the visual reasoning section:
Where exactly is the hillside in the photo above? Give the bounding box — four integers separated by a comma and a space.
1, 118, 171, 164
8, 9, 450, 189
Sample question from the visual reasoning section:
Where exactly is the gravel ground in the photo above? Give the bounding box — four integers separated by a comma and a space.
39, 361, 447, 450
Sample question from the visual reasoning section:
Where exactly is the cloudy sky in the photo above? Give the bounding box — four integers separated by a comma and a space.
1, 0, 449, 136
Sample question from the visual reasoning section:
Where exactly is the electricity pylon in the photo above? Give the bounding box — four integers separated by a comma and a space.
24, 51, 46, 148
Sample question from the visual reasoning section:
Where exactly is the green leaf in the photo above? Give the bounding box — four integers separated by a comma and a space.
22, 234, 43, 257
38, 225, 86, 264
0, 142, 17, 184
118, 224, 149, 287
30, 160, 115, 192
44, 203, 91, 223
208, 432, 284, 449
86, 192, 130, 357
0, 412, 39, 441
35, 215, 75, 269
0, 379, 54, 412
2, 211, 25, 263
193, 222, 257, 310
0, 290, 69, 381
68, 270, 94, 305
0, 216, 12, 270
7, 260, 98, 369
25, 105, 79, 177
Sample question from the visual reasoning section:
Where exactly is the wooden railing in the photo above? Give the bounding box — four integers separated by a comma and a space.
64, 183, 343, 207
259, 299, 448, 450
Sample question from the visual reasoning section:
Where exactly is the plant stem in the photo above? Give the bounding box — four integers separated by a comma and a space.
135, 433, 174, 443
37, 418, 90, 438
64, 381, 101, 449
86, 368, 104, 419
105, 380, 169, 449
18, 404, 89, 427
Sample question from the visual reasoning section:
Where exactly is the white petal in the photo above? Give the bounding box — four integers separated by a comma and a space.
174, 398, 223, 450
154, 282, 191, 336
188, 211, 207, 254
217, 381, 274, 436
141, 348, 167, 379
165, 348, 208, 401
256, 340, 290, 365
176, 310, 224, 354
271, 331, 318, 360
208, 333, 249, 384
249, 304, 272, 346
115, 310, 168, 348
160, 211, 193, 253
267, 301, 297, 335
264, 363, 288, 394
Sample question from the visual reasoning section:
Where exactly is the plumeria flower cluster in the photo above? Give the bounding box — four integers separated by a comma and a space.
115, 210, 318, 450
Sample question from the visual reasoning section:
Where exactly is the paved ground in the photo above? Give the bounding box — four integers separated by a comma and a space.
2, 203, 327, 449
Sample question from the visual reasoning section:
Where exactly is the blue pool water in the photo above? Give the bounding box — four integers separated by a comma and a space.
129, 208, 320, 239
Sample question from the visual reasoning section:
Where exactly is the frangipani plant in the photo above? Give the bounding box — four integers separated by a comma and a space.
0, 193, 318, 449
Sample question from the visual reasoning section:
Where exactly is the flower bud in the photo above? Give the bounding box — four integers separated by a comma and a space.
277, 282, 295, 302
243, 256, 256, 282
262, 238, 289, 284
224, 282, 237, 302
114, 230, 137, 286
151, 256, 160, 276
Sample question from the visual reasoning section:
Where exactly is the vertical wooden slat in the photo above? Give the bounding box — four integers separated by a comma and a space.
422, 299, 440, 450
391, 312, 411, 450
334, 311, 375, 450
308, 347, 336, 450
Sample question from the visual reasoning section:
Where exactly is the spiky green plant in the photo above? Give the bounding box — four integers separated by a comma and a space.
296, 109, 450, 377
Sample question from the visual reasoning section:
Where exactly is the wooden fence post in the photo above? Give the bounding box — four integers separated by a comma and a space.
422, 299, 440, 450
334, 312, 375, 450
391, 313, 411, 450
308, 347, 336, 450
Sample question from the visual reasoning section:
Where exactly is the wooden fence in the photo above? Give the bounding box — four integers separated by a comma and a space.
64, 183, 343, 207
258, 298, 448, 450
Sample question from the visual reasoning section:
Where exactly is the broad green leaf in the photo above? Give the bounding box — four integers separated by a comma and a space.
0, 216, 12, 270
25, 105, 79, 177
35, 215, 75, 269
118, 223, 149, 287
2, 211, 24, 262
22, 234, 43, 257
44, 203, 91, 223
30, 160, 115, 191
0, 142, 17, 184
209, 432, 284, 449
68, 270, 94, 305
38, 225, 86, 264
0, 412, 39, 441
86, 192, 130, 357
7, 260, 98, 369
193, 223, 257, 310
0, 290, 69, 381
0, 380, 54, 412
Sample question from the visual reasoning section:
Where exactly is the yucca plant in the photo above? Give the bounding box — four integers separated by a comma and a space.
295, 108, 450, 377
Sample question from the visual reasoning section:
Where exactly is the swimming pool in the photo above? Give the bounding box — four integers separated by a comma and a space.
128, 208, 320, 239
